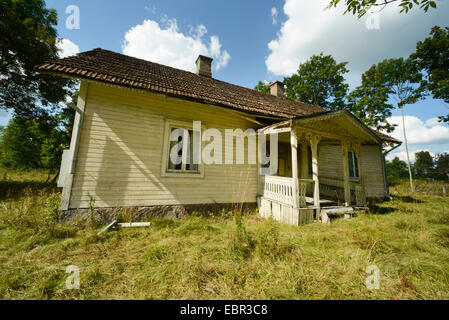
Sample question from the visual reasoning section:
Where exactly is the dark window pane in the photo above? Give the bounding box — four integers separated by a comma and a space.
168, 128, 183, 171
261, 141, 271, 169
168, 127, 200, 173
348, 152, 355, 178
186, 130, 199, 171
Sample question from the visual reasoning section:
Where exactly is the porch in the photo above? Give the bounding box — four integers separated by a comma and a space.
257, 111, 379, 225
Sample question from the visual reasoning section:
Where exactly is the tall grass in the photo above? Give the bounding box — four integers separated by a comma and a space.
390, 179, 449, 197
0, 170, 448, 300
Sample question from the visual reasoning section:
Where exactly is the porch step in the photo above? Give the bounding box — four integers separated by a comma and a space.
321, 207, 355, 224
305, 197, 340, 207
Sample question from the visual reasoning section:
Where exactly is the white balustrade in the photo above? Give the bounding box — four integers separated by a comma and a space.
260, 176, 315, 208
260, 176, 295, 207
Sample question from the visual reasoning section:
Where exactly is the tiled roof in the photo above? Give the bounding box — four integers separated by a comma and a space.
36, 48, 400, 143
36, 48, 325, 119
372, 130, 402, 144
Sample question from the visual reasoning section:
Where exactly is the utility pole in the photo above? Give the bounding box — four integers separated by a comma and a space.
401, 105, 414, 193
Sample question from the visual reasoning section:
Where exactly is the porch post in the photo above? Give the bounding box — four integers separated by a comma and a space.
355, 143, 363, 179
341, 141, 351, 206
354, 143, 366, 206
307, 133, 321, 219
290, 128, 299, 208
300, 141, 308, 179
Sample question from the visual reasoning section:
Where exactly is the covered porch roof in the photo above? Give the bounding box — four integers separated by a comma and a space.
259, 110, 402, 146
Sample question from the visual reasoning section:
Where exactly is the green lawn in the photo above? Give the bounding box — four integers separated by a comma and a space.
0, 169, 448, 300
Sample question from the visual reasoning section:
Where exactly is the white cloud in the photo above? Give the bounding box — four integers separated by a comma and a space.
425, 117, 440, 127
144, 4, 156, 15
387, 147, 449, 162
387, 116, 449, 146
387, 148, 435, 162
266, 0, 449, 85
271, 7, 278, 25
194, 24, 208, 39
384, 116, 449, 162
57, 39, 80, 58
122, 18, 230, 73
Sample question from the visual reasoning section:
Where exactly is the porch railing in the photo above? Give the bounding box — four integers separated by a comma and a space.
319, 176, 366, 206
259, 176, 315, 208
298, 179, 315, 207
260, 176, 295, 207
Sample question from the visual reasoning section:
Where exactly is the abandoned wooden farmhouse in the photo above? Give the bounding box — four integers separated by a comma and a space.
37, 49, 401, 225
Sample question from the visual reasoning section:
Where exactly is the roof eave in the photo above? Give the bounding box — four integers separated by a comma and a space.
291, 109, 393, 145
39, 68, 292, 121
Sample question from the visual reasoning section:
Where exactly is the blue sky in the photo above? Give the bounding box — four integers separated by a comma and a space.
49, 0, 285, 87
1, 0, 448, 161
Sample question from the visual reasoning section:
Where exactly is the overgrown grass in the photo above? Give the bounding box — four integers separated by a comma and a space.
0, 169, 448, 300
390, 178, 449, 197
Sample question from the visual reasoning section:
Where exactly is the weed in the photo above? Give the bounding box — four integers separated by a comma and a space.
0, 170, 448, 300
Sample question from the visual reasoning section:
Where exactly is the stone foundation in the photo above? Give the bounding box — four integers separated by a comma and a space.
60, 203, 258, 224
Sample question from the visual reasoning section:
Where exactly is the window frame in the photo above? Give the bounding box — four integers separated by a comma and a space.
348, 151, 359, 180
161, 119, 205, 178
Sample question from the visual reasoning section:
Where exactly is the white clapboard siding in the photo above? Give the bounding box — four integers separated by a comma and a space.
360, 145, 387, 198
69, 83, 258, 209
318, 144, 387, 198
319, 145, 343, 179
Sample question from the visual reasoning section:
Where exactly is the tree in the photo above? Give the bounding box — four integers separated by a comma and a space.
0, 0, 74, 120
41, 99, 76, 174
0, 116, 70, 171
434, 152, 449, 180
254, 81, 271, 93
411, 26, 449, 123
386, 156, 409, 183
0, 118, 46, 169
327, 0, 438, 18
351, 58, 423, 192
0, 89, 76, 179
347, 75, 395, 132
283, 53, 349, 110
414, 151, 434, 177
0, 125, 4, 162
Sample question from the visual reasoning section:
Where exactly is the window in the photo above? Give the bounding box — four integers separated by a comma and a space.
261, 140, 271, 171
348, 151, 359, 179
167, 128, 199, 172
162, 120, 203, 177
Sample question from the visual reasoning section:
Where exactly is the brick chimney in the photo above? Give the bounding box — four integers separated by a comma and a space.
270, 81, 285, 97
196, 55, 213, 78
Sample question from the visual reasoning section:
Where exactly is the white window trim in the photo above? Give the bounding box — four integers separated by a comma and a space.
161, 119, 205, 178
